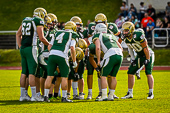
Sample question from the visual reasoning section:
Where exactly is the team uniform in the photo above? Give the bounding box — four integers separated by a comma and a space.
92, 33, 123, 77
48, 30, 79, 77
20, 16, 44, 76
121, 30, 154, 75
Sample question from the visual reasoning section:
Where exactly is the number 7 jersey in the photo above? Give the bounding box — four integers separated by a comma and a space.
21, 16, 45, 49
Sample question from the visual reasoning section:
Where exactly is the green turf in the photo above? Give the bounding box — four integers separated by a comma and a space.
0, 70, 169, 112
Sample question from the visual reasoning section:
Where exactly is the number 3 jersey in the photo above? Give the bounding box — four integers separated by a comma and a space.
49, 30, 79, 59
21, 16, 44, 49
121, 30, 154, 57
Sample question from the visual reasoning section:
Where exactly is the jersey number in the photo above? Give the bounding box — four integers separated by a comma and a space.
56, 33, 64, 43
22, 22, 31, 36
127, 43, 142, 52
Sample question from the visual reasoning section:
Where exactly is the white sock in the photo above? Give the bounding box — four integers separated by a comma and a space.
102, 88, 107, 98
25, 90, 28, 95
36, 92, 41, 96
149, 89, 153, 94
44, 89, 49, 97
58, 84, 61, 96
88, 89, 92, 95
109, 89, 115, 98
20, 87, 26, 97
98, 78, 102, 92
128, 89, 133, 94
30, 86, 36, 97
62, 90, 67, 98
72, 82, 78, 95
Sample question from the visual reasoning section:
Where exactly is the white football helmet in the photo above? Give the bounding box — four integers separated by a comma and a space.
95, 23, 107, 34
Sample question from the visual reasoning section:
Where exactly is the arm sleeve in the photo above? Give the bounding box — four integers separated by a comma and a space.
70, 39, 76, 47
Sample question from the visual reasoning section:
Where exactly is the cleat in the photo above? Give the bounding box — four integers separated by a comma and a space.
61, 97, 73, 102
78, 93, 85, 100
25, 94, 31, 101
73, 95, 79, 100
121, 92, 133, 99
19, 96, 30, 101
49, 96, 57, 101
86, 93, 92, 100
96, 92, 102, 99
135, 72, 141, 79
67, 93, 71, 99
31, 95, 44, 102
147, 92, 154, 99
44, 96, 50, 102
113, 94, 119, 99
95, 97, 107, 101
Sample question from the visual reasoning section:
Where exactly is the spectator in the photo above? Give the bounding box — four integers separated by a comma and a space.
147, 4, 156, 21
163, 16, 170, 28
138, 2, 147, 21
155, 18, 163, 28
146, 19, 155, 39
165, 2, 170, 17
115, 14, 125, 29
120, 1, 128, 17
155, 18, 163, 37
129, 15, 139, 28
128, 3, 137, 18
141, 13, 154, 35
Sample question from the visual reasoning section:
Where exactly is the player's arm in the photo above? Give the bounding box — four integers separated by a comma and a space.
89, 53, 97, 68
141, 40, 150, 60
16, 25, 22, 48
116, 40, 123, 51
37, 26, 49, 46
127, 45, 135, 60
94, 39, 101, 65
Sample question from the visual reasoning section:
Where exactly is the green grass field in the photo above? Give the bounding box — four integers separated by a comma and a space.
0, 70, 170, 112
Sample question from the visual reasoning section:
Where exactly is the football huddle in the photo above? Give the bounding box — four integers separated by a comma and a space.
16, 7, 154, 102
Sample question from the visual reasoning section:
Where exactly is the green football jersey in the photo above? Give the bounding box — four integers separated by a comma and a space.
92, 33, 119, 53
87, 22, 119, 37
121, 30, 154, 57
107, 22, 119, 35
50, 30, 79, 54
21, 16, 44, 49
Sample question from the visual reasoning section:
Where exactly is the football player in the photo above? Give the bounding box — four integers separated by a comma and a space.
70, 16, 88, 99
93, 23, 123, 101
16, 7, 49, 101
87, 13, 120, 99
120, 22, 155, 99
44, 21, 78, 102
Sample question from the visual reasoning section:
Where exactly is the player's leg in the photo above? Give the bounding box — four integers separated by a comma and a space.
35, 65, 41, 98
58, 57, 73, 102
48, 76, 56, 100
108, 55, 123, 100
25, 77, 31, 100
44, 55, 57, 102
145, 54, 155, 99
121, 57, 140, 99
96, 57, 112, 101
78, 60, 85, 99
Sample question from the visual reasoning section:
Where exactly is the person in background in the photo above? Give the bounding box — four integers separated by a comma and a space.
155, 18, 163, 37
165, 2, 170, 17
120, 1, 128, 17
129, 15, 139, 29
128, 3, 137, 19
146, 19, 155, 39
141, 13, 154, 35
115, 14, 125, 29
163, 16, 170, 28
138, 2, 147, 21
147, 4, 156, 21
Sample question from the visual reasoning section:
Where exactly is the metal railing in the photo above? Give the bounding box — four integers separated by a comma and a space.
0, 31, 18, 49
152, 28, 170, 49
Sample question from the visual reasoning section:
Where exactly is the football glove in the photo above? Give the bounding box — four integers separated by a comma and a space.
95, 66, 101, 78
74, 72, 80, 80
73, 61, 77, 68
144, 59, 150, 65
